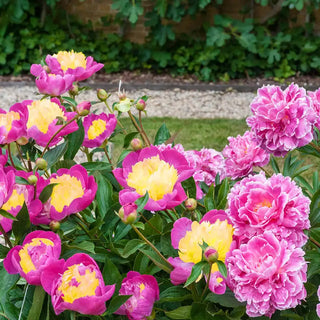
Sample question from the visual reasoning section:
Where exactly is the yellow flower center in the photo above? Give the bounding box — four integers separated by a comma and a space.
178, 220, 234, 267
53, 50, 87, 71
2, 188, 25, 212
58, 264, 99, 303
139, 283, 145, 293
27, 100, 66, 134
254, 199, 272, 212
87, 119, 107, 140
19, 238, 54, 274
127, 155, 178, 201
50, 175, 84, 213
0, 111, 20, 133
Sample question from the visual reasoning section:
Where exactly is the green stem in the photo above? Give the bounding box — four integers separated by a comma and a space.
0, 223, 13, 248
140, 214, 161, 234
7, 144, 16, 170
258, 166, 271, 177
128, 111, 149, 146
138, 110, 151, 146
201, 263, 212, 301
165, 210, 176, 222
310, 236, 320, 248
310, 142, 320, 153
103, 146, 114, 170
15, 143, 28, 171
131, 224, 172, 271
18, 284, 29, 320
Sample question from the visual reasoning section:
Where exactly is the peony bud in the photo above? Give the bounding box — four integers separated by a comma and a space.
35, 158, 47, 170
136, 99, 146, 111
69, 84, 79, 96
97, 89, 108, 101
76, 101, 91, 116
130, 138, 143, 151
27, 175, 38, 185
204, 247, 219, 264
16, 136, 29, 146
118, 203, 138, 225
184, 198, 197, 211
49, 220, 61, 232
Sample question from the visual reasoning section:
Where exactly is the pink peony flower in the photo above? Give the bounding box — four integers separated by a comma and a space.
317, 286, 320, 317
0, 102, 28, 145
3, 230, 61, 285
28, 164, 97, 224
115, 271, 159, 320
82, 113, 117, 148
41, 253, 115, 315
227, 172, 310, 246
247, 83, 316, 157
226, 231, 307, 318
44, 50, 104, 82
222, 130, 270, 179
308, 88, 320, 130
23, 98, 78, 147
113, 146, 194, 211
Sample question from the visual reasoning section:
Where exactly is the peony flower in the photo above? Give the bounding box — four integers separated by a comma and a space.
82, 113, 117, 148
226, 231, 307, 318
168, 210, 234, 294
23, 98, 78, 147
3, 230, 61, 285
222, 130, 270, 179
41, 253, 115, 315
0, 102, 28, 145
227, 172, 310, 246
308, 88, 320, 130
113, 146, 194, 211
28, 164, 97, 224
317, 286, 320, 317
44, 50, 104, 82
115, 271, 159, 320
247, 83, 316, 157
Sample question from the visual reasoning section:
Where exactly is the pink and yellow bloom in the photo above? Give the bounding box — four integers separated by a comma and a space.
227, 172, 310, 246
28, 164, 97, 223
0, 102, 28, 145
113, 146, 194, 211
41, 253, 115, 315
222, 130, 270, 179
226, 232, 307, 318
169, 210, 234, 294
3, 231, 61, 285
247, 84, 316, 157
23, 98, 78, 147
115, 271, 159, 320
82, 113, 117, 148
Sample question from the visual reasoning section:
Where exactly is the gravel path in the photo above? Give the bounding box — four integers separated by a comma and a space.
0, 82, 256, 119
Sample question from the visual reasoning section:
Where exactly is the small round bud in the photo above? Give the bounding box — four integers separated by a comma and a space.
35, 158, 48, 170
184, 198, 197, 211
69, 84, 79, 96
76, 101, 91, 116
49, 220, 60, 231
97, 89, 108, 101
130, 138, 143, 151
204, 247, 219, 264
16, 136, 29, 145
118, 203, 138, 225
136, 99, 146, 111
43, 65, 50, 73
27, 175, 38, 185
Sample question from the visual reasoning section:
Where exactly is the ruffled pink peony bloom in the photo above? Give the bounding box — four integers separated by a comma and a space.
227, 172, 310, 246
82, 113, 117, 148
222, 130, 270, 179
113, 146, 194, 211
44, 50, 104, 82
0, 102, 28, 145
30, 65, 75, 96
317, 286, 320, 317
308, 88, 320, 130
115, 271, 159, 320
28, 164, 97, 224
3, 230, 61, 285
23, 98, 78, 147
41, 253, 115, 315
169, 210, 234, 294
226, 232, 307, 318
247, 84, 316, 157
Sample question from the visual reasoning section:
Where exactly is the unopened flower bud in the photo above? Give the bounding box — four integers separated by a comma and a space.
130, 138, 143, 151
136, 99, 146, 111
43, 65, 50, 73
97, 89, 108, 101
118, 203, 138, 225
204, 247, 219, 264
27, 175, 38, 185
184, 198, 197, 211
76, 101, 91, 116
16, 136, 29, 145
69, 84, 79, 96
49, 220, 60, 231
36, 158, 47, 170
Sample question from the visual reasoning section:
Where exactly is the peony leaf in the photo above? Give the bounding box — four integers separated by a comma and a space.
165, 306, 191, 319
184, 261, 207, 287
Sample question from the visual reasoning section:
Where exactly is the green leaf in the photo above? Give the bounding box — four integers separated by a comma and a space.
159, 286, 192, 303
15, 176, 29, 185
102, 256, 122, 286
270, 156, 280, 173
128, 3, 143, 24
191, 302, 214, 320
181, 177, 197, 199
135, 192, 149, 213
64, 119, 85, 160
106, 295, 131, 315
139, 247, 172, 273
94, 172, 113, 219
310, 189, 320, 226
0, 243, 10, 259
165, 306, 191, 319
184, 261, 207, 287
43, 141, 68, 168
12, 203, 31, 243
204, 184, 215, 211
39, 184, 57, 203
206, 27, 230, 47
154, 123, 171, 145
67, 241, 95, 254
61, 96, 77, 107
27, 286, 46, 320
123, 132, 139, 148
122, 239, 146, 258
205, 288, 245, 307
216, 260, 227, 278
0, 209, 17, 221
81, 162, 112, 172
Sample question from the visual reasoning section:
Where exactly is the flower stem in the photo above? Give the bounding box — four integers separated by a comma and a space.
103, 146, 114, 170
139, 111, 151, 146
128, 111, 150, 147
310, 142, 320, 153
201, 263, 212, 301
7, 144, 16, 170
15, 143, 28, 171
0, 223, 13, 248
258, 166, 271, 177
310, 236, 320, 248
